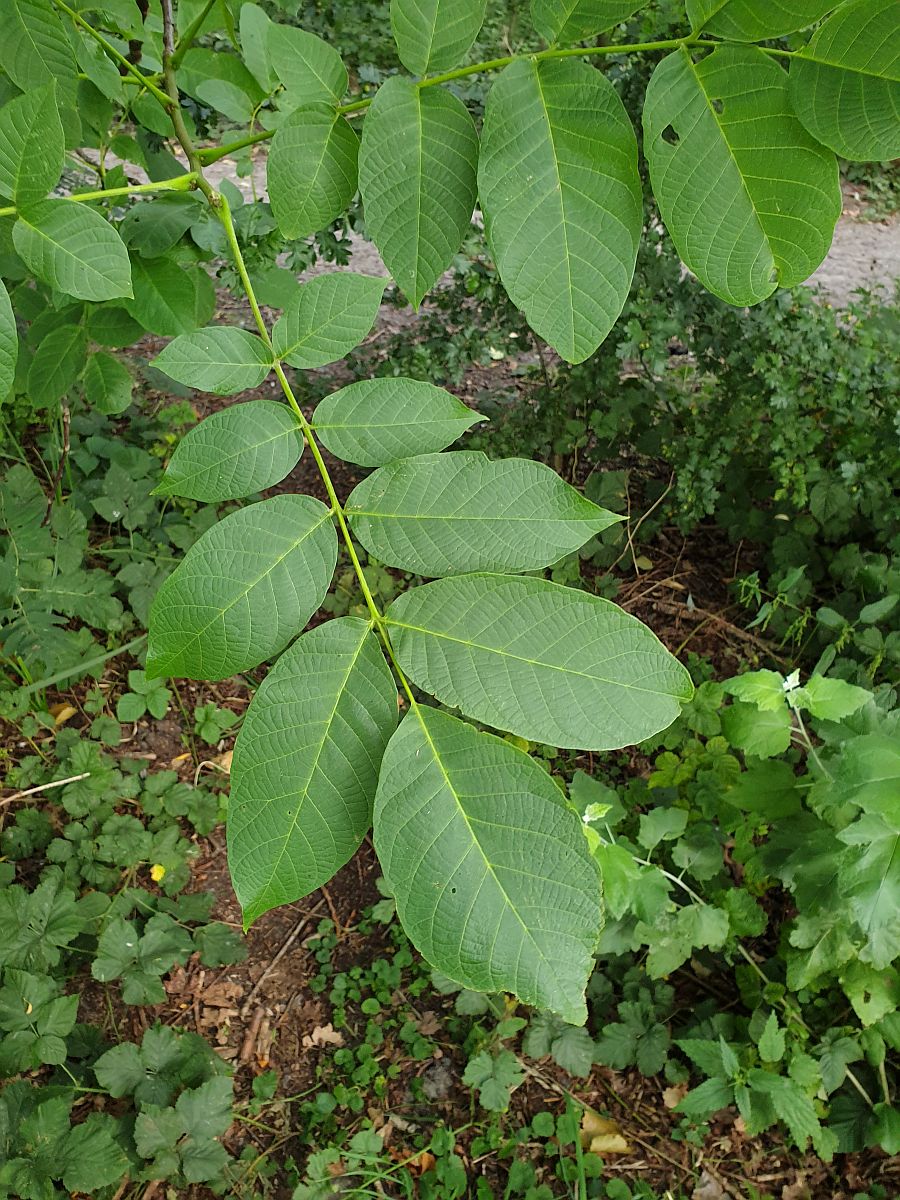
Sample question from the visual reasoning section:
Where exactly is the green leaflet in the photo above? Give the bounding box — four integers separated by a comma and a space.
268, 105, 359, 240
478, 57, 641, 364
374, 707, 602, 1024
13, 201, 133, 302
0, 82, 64, 207
530, 0, 647, 45
385, 573, 693, 748
0, 278, 17, 400
268, 25, 347, 107
27, 324, 87, 407
0, 0, 77, 118
789, 0, 900, 161
152, 327, 274, 395
312, 378, 485, 466
643, 45, 841, 306
345, 451, 620, 575
146, 495, 338, 680
272, 273, 385, 368
119, 194, 203, 258
179, 47, 265, 118
229, 618, 398, 926
686, 0, 835, 40
82, 352, 133, 415
390, 0, 487, 76
358, 77, 478, 307
154, 401, 304, 501
125, 255, 216, 336
239, 2, 277, 90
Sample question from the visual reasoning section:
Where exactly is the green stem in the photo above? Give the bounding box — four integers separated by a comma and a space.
171, 0, 219, 68
0, 173, 197, 218
49, 0, 172, 106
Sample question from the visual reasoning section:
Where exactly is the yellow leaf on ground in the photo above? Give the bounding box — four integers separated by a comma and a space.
581, 1110, 630, 1154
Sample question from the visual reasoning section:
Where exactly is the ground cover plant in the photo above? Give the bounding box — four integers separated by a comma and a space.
0, 0, 899, 1195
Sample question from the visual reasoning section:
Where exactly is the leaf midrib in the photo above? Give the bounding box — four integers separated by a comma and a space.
161, 423, 301, 493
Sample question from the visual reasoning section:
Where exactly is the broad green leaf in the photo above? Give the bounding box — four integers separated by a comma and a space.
643, 46, 841, 305
146, 494, 337, 680
390, 0, 487, 76
13, 200, 133, 301
82, 351, 133, 415
229, 617, 398, 925
386, 574, 693, 748
835, 734, 900, 821
153, 327, 273, 395
154, 400, 303, 500
125, 255, 216, 336
179, 47, 265, 113
686, 0, 835, 40
0, 0, 76, 113
268, 25, 348, 106
346, 451, 620, 575
758, 1012, 785, 1063
839, 813, 900, 969
0, 82, 63, 207
791, 675, 870, 721
374, 706, 602, 1023
268, 105, 359, 240
0, 278, 17, 399
721, 700, 792, 758
312, 378, 484, 466
27, 324, 87, 407
272, 273, 385, 368
478, 58, 641, 364
239, 2, 277, 90
359, 77, 478, 307
531, 0, 647, 45
789, 0, 900, 161
119, 194, 203, 258
89, 305, 145, 348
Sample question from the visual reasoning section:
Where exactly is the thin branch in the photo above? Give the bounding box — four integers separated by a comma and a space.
0, 174, 196, 219
1, 773, 91, 806
49, 0, 171, 106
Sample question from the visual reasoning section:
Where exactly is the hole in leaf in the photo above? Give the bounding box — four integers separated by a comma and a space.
712, 98, 724, 115
450, 887, 457, 894
661, 124, 679, 146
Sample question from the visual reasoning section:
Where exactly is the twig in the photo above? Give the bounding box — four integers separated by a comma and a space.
1, 772, 91, 806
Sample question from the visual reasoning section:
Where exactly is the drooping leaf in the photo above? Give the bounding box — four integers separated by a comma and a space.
82, 351, 133, 415
125, 254, 216, 336
478, 57, 641, 364
272, 272, 385, 368
643, 45, 841, 306
374, 706, 602, 1023
531, 0, 648, 45
268, 24, 348, 106
386, 574, 693, 748
0, 278, 16, 399
146, 495, 338, 680
312, 378, 484, 466
154, 400, 304, 500
0, 81, 64, 207
345, 451, 621, 575
229, 617, 398, 925
359, 77, 478, 307
789, 0, 900, 161
27, 324, 87, 407
390, 0, 487, 76
13, 200, 133, 301
268, 105, 359, 240
152, 327, 274, 395
686, 0, 836, 40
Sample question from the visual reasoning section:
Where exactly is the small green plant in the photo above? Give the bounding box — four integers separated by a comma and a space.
116, 667, 172, 722
193, 700, 240, 744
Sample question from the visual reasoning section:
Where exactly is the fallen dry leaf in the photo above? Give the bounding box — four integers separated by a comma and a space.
663, 1083, 689, 1109
202, 980, 243, 1008
580, 1111, 630, 1155
301, 1022, 344, 1048
170, 752, 192, 767
50, 703, 77, 726
213, 750, 233, 773
417, 1011, 441, 1036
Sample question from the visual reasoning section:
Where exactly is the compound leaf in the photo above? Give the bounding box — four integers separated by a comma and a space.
789, 0, 900, 161
386, 573, 693, 748
374, 706, 602, 1023
531, 1, 648, 45
686, 0, 836, 40
268, 104, 359, 240
13, 200, 132, 301
312, 377, 484, 466
0, 81, 64, 207
153, 327, 273, 395
359, 76, 478, 307
272, 273, 385, 368
643, 45, 841, 306
345, 451, 620, 575
146, 495, 337, 680
154, 400, 304, 501
268, 24, 347, 106
229, 618, 398, 925
390, 0, 487, 76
